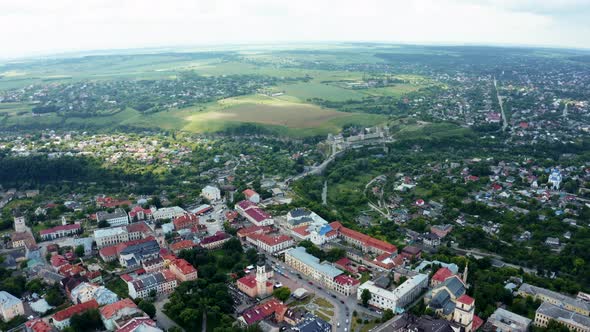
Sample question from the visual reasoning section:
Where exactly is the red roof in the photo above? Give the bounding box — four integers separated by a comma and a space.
457, 294, 475, 305
126, 222, 151, 234
243, 189, 258, 198
40, 223, 81, 236
225, 211, 239, 220
121, 274, 133, 282
245, 207, 271, 223
241, 299, 287, 325
50, 255, 68, 268
237, 200, 257, 211
100, 298, 137, 319
99, 245, 118, 258
292, 225, 310, 237
432, 267, 454, 283
171, 258, 197, 275
170, 240, 196, 251
472, 314, 484, 331
53, 299, 99, 322
173, 213, 199, 229
116, 317, 157, 332
334, 274, 360, 286
248, 233, 292, 247
25, 319, 53, 332
201, 232, 229, 245
332, 222, 397, 254
237, 274, 257, 289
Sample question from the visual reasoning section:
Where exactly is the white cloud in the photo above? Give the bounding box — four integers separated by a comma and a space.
0, 0, 589, 58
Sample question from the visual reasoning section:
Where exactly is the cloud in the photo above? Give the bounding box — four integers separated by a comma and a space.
0, 0, 589, 58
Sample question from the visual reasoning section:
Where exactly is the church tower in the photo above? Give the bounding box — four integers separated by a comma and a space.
453, 295, 475, 332
462, 262, 469, 285
256, 254, 269, 298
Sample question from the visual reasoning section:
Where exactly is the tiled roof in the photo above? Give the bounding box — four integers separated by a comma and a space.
457, 294, 475, 305
53, 299, 99, 321
245, 207, 271, 222
40, 223, 80, 236
100, 298, 137, 320
170, 240, 196, 251
241, 298, 287, 325
171, 258, 197, 275
329, 221, 397, 253
249, 233, 292, 246
243, 189, 258, 198
334, 274, 360, 286
292, 225, 310, 237
126, 222, 151, 234
432, 267, 454, 283
237, 200, 257, 210
25, 319, 53, 332
201, 232, 229, 245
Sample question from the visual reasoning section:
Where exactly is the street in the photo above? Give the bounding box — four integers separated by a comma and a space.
154, 297, 184, 331
266, 255, 380, 332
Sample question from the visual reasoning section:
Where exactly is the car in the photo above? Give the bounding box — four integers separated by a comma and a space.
346, 312, 349, 317
308, 281, 313, 285
337, 322, 340, 327
331, 294, 336, 298
346, 319, 349, 324
340, 300, 344, 304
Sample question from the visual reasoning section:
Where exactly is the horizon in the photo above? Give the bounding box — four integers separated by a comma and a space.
2, 0, 590, 59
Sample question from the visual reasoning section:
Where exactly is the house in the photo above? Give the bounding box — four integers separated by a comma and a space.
545, 237, 560, 247
11, 231, 36, 249
356, 274, 428, 311
422, 233, 441, 247
94, 223, 150, 248
173, 213, 199, 230
243, 189, 260, 203
245, 233, 294, 254
431, 224, 453, 239
128, 205, 154, 222
283, 307, 307, 326
484, 307, 531, 332
293, 313, 332, 332
201, 185, 221, 201
70, 282, 119, 305
0, 291, 24, 322
200, 232, 231, 249
169, 258, 198, 282
238, 298, 287, 326
401, 246, 422, 260
99, 298, 147, 331
40, 224, 82, 241
151, 206, 186, 221
534, 301, 590, 332
25, 318, 54, 332
127, 270, 178, 299
169, 240, 196, 254
51, 299, 99, 330
96, 208, 129, 227
118, 238, 160, 268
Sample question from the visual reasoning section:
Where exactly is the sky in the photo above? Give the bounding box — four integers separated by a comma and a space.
1, 0, 590, 58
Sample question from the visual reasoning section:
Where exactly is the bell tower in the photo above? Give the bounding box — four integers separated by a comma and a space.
256, 254, 268, 297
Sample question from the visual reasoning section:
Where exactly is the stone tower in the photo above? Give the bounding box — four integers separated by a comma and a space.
453, 295, 475, 332
255, 254, 268, 298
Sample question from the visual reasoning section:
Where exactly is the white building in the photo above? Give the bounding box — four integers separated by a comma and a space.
70, 282, 119, 305
0, 291, 24, 322
201, 185, 221, 201
96, 208, 129, 227
127, 270, 178, 299
94, 226, 144, 248
548, 168, 562, 190
13, 216, 26, 233
151, 206, 186, 221
357, 274, 429, 311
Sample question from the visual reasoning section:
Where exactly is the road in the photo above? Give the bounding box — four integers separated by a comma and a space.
493, 77, 509, 132
452, 246, 537, 274
154, 297, 184, 331
266, 255, 380, 332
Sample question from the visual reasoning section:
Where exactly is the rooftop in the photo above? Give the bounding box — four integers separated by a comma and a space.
53, 299, 99, 322
536, 301, 590, 330
287, 247, 342, 279
39, 223, 81, 236
0, 291, 22, 308
519, 283, 590, 312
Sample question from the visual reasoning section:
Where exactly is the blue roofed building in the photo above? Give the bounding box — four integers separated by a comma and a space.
424, 276, 467, 319
293, 313, 331, 332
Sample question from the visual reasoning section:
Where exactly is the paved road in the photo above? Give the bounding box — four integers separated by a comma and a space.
154, 297, 184, 331
493, 77, 509, 132
267, 255, 380, 332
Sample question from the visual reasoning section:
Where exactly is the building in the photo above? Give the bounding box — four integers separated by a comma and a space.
330, 222, 397, 255
425, 276, 467, 319
51, 299, 99, 330
548, 168, 563, 190
242, 206, 273, 227
201, 185, 221, 201
373, 313, 460, 332
0, 291, 24, 321
14, 215, 26, 232
484, 307, 531, 332
11, 231, 36, 249
357, 274, 428, 311
245, 233, 294, 254
128, 205, 154, 222
293, 313, 332, 332
39, 224, 82, 241
118, 238, 160, 268
169, 258, 198, 282
431, 267, 455, 287
116, 317, 161, 332
99, 298, 147, 331
25, 318, 54, 332
243, 189, 260, 203
237, 256, 273, 298
238, 298, 287, 326
285, 247, 359, 296
94, 223, 150, 248
200, 232, 231, 249
127, 270, 178, 299
169, 240, 196, 253
453, 294, 476, 332
173, 213, 199, 230
431, 224, 453, 238
96, 208, 129, 227
151, 206, 186, 221
534, 301, 590, 332
517, 283, 590, 316
70, 282, 119, 305
286, 208, 315, 229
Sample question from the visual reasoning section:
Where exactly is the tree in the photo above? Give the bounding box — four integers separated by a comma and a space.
75, 245, 85, 257
382, 309, 394, 322
138, 300, 157, 318
361, 288, 372, 306
70, 308, 103, 331
273, 287, 291, 302
45, 286, 64, 306
98, 219, 109, 228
